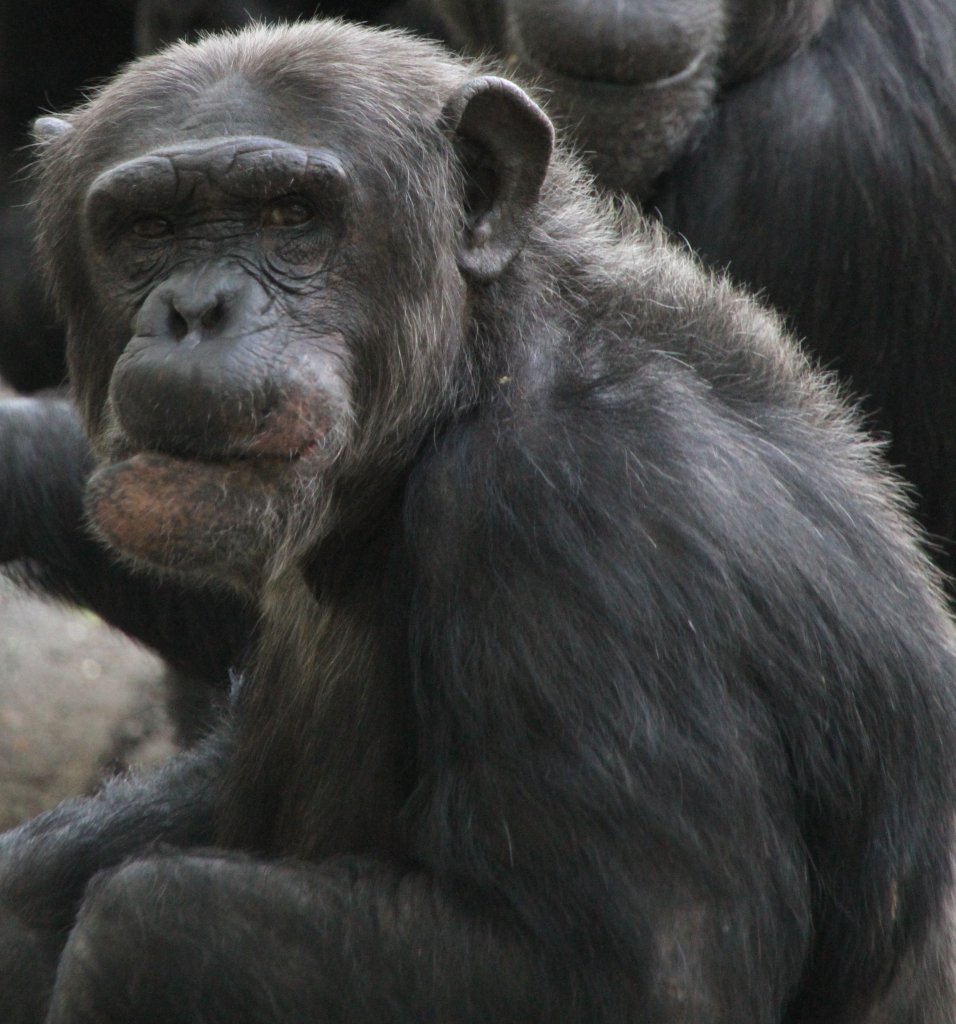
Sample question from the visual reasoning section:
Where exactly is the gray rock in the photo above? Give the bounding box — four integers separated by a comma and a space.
0, 577, 176, 830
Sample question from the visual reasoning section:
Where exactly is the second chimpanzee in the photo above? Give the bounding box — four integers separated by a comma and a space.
1, 19, 955, 1024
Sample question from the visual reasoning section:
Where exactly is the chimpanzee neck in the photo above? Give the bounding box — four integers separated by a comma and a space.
216, 496, 417, 860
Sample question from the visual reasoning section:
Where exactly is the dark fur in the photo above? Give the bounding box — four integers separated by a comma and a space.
0, 20, 954, 1023
431, 0, 956, 580
653, 0, 956, 580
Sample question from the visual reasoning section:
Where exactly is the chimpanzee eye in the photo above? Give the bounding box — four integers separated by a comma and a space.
131, 215, 174, 240
261, 196, 314, 228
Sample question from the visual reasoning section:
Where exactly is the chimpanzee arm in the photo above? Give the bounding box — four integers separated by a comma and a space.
0, 727, 230, 1024
0, 395, 253, 683
0, 727, 228, 922
0, 396, 89, 564
45, 854, 575, 1023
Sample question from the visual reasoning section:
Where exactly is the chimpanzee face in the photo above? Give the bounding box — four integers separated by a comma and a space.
75, 127, 357, 586
32, 24, 553, 590
83, 135, 353, 464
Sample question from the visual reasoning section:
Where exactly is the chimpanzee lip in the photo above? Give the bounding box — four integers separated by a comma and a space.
107, 431, 322, 467
243, 433, 323, 462
106, 388, 333, 467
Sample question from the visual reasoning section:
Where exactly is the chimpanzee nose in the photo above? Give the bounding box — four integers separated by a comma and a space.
168, 290, 228, 341
133, 267, 256, 347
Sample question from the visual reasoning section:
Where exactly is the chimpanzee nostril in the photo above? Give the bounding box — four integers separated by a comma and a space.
200, 299, 226, 332
168, 306, 190, 342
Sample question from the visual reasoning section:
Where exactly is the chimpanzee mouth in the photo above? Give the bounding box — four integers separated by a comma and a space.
107, 376, 337, 470
104, 424, 327, 470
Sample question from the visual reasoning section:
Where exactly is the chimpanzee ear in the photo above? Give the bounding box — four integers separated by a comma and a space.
32, 117, 75, 145
440, 76, 554, 282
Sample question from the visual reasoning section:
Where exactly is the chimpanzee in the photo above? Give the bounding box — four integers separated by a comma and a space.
5, 0, 956, 723
1, 19, 954, 1023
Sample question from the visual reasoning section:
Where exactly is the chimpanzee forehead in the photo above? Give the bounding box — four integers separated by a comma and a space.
176, 75, 289, 139
68, 22, 475, 186
94, 72, 353, 162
